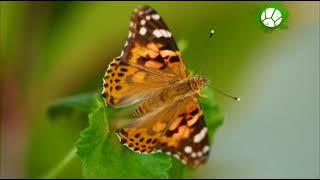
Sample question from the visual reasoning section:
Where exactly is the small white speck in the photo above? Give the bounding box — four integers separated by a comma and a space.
128, 31, 132, 38
124, 41, 128, 47
191, 152, 196, 158
184, 146, 192, 154
138, 11, 143, 15
210, 29, 215, 38
140, 19, 146, 25
166, 151, 171, 155
202, 145, 210, 153
197, 152, 203, 157
120, 50, 124, 56
151, 14, 160, 20
139, 27, 147, 35
130, 21, 133, 27
146, 15, 151, 20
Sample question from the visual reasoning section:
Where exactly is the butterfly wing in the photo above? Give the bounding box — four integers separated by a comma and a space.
102, 5, 188, 108
102, 56, 174, 107
116, 96, 209, 168
158, 96, 209, 168
121, 5, 188, 79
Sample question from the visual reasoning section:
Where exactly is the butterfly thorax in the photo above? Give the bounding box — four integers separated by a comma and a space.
134, 76, 208, 117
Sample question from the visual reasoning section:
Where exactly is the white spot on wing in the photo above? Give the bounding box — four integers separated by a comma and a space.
152, 29, 172, 38
151, 14, 160, 20
184, 146, 192, 154
191, 152, 196, 158
193, 127, 207, 143
139, 27, 147, 35
146, 15, 151, 20
167, 31, 172, 37
140, 19, 146, 25
153, 29, 162, 38
160, 29, 167, 37
202, 145, 210, 153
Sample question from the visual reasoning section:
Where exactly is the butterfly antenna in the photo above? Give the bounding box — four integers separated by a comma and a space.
206, 84, 240, 101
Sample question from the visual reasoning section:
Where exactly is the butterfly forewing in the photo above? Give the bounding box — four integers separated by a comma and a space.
102, 5, 188, 107
121, 5, 188, 79
102, 57, 172, 107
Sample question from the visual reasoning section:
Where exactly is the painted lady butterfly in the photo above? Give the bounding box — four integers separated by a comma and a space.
102, 5, 210, 168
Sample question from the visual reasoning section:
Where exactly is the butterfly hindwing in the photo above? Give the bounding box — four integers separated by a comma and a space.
116, 104, 177, 154
158, 96, 209, 168
116, 96, 209, 168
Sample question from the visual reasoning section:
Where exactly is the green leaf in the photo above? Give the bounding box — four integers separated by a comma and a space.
75, 86, 223, 178
47, 92, 97, 120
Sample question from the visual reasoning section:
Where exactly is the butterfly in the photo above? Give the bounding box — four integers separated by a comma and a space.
102, 5, 210, 168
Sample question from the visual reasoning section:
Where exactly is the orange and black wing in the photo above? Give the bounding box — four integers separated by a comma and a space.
102, 5, 188, 108
116, 96, 210, 168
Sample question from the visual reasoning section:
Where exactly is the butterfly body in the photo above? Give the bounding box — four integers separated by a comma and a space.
134, 76, 208, 117
102, 5, 211, 168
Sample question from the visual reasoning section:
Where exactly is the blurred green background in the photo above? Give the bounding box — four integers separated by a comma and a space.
0, 1, 319, 178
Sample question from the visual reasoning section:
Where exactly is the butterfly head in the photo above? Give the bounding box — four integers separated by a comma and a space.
190, 76, 208, 94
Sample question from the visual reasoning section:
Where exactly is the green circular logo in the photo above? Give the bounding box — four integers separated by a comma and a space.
256, 3, 289, 33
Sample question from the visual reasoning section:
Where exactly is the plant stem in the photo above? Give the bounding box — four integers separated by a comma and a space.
42, 146, 77, 178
